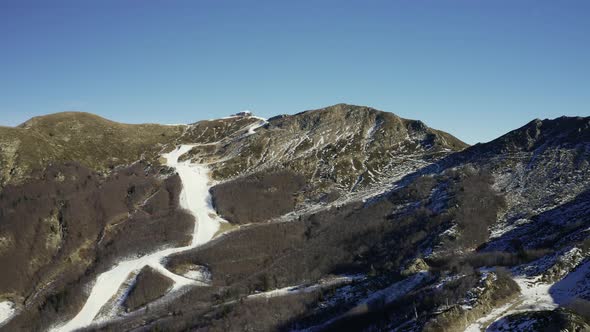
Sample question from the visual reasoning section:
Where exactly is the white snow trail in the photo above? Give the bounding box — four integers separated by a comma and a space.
0, 301, 16, 327
51, 145, 221, 332
246, 117, 268, 136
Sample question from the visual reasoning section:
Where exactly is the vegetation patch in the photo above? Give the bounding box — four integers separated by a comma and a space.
123, 266, 174, 312
211, 170, 306, 224
213, 221, 239, 238
0, 112, 185, 187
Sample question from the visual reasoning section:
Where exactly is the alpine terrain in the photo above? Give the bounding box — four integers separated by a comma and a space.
1, 104, 589, 332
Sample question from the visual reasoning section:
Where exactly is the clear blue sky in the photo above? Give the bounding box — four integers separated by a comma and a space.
1, 1, 589, 143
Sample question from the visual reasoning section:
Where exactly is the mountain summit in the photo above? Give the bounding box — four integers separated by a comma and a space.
187, 104, 467, 203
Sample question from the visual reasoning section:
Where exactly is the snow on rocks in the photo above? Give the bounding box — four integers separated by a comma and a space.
463, 274, 556, 332
464, 255, 590, 332
247, 275, 363, 301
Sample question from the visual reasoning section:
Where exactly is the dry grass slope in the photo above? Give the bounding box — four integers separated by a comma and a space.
0, 112, 185, 187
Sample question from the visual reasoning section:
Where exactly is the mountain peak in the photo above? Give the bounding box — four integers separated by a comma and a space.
502, 115, 589, 150
18, 111, 115, 129
455, 116, 590, 161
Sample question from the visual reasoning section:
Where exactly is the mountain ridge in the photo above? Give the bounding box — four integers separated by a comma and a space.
1, 105, 589, 331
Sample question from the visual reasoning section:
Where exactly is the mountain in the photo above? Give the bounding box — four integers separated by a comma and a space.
0, 112, 185, 188
446, 116, 590, 250
186, 104, 468, 222
0, 106, 588, 332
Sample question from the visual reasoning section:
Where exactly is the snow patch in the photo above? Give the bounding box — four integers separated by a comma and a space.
248, 275, 362, 300
465, 256, 590, 332
361, 272, 430, 306
0, 301, 16, 327
183, 265, 212, 283
245, 117, 268, 136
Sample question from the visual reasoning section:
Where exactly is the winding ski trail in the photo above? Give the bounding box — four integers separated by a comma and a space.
52, 145, 221, 331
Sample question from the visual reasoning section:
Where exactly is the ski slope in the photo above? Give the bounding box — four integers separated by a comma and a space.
51, 145, 221, 331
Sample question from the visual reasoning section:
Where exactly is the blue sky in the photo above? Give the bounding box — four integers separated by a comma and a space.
1, 1, 588, 144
